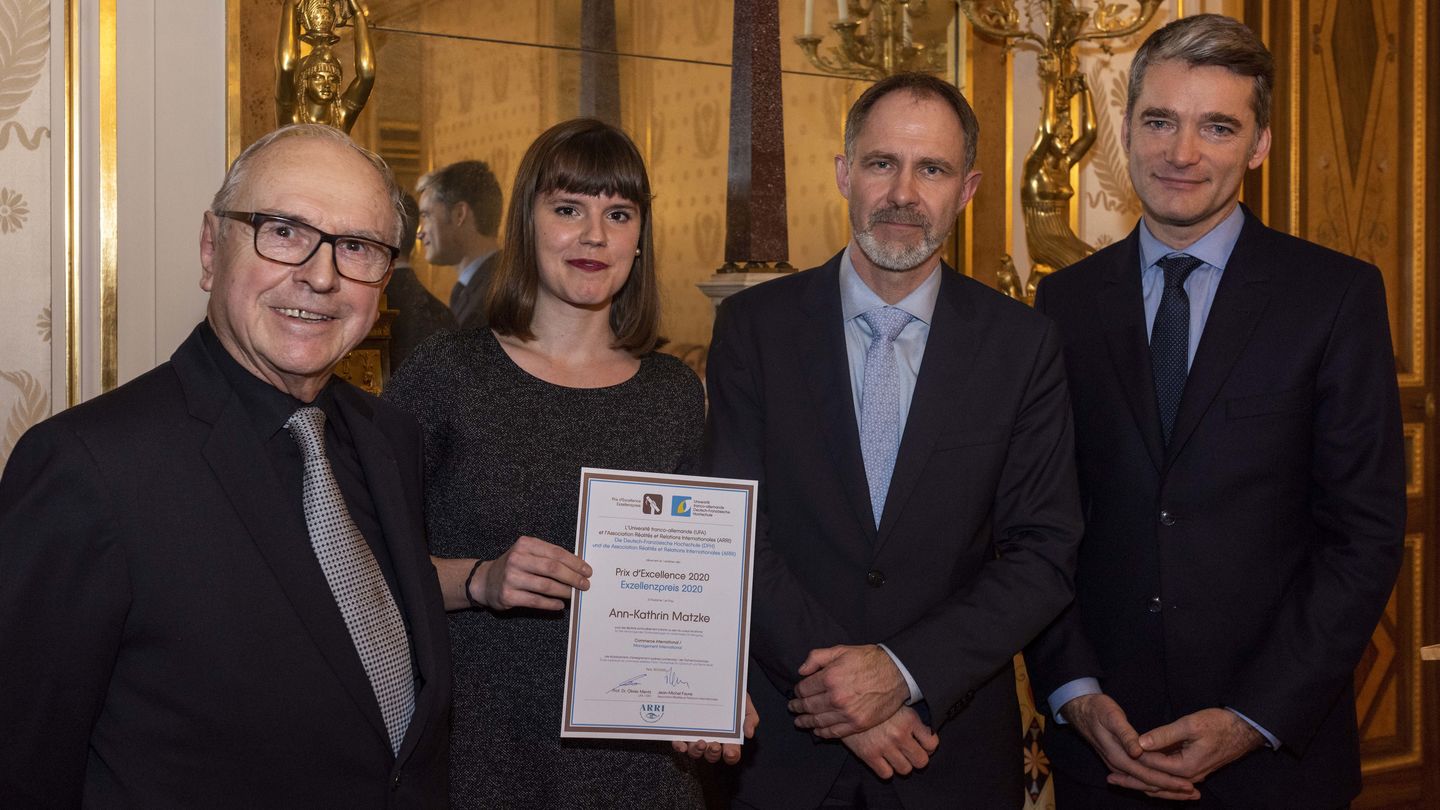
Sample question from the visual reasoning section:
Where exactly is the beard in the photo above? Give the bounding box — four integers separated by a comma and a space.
852, 206, 947, 272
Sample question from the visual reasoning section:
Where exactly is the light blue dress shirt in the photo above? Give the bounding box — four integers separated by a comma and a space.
1048, 205, 1279, 749
1139, 204, 1245, 367
838, 249, 942, 706
456, 249, 496, 288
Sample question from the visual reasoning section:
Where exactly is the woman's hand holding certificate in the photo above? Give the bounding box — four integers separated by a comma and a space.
560, 469, 758, 745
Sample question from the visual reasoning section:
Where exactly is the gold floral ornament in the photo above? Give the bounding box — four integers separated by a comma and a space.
0, 187, 29, 233
1, 368, 49, 462
0, 0, 51, 151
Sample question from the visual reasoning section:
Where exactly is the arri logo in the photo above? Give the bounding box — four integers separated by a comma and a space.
640, 703, 665, 723
671, 496, 692, 517
642, 494, 662, 514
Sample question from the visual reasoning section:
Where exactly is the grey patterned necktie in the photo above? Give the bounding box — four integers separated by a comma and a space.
286, 406, 415, 755
1150, 254, 1204, 444
859, 306, 915, 527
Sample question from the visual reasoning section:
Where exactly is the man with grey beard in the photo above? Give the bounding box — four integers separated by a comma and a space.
701, 73, 1082, 809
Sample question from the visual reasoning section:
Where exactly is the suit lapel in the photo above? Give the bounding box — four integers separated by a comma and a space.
1100, 229, 1166, 473
875, 267, 981, 554
455, 277, 481, 325
797, 258, 878, 540
173, 334, 392, 746
335, 385, 442, 762
456, 252, 499, 327
1164, 214, 1272, 467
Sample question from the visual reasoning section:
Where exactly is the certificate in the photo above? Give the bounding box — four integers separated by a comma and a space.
560, 468, 757, 743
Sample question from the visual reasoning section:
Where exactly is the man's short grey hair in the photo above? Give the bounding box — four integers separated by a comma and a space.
843, 72, 980, 174
210, 123, 406, 245
1127, 13, 1274, 132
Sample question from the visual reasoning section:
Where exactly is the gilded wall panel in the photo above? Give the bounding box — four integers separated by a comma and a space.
1353, 534, 1424, 770
1296, 0, 1422, 383
1259, 0, 1430, 787
0, 0, 52, 472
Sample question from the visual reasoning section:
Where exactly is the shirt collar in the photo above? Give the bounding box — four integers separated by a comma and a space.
1139, 204, 1245, 271
839, 247, 942, 325
457, 249, 496, 286
199, 319, 336, 440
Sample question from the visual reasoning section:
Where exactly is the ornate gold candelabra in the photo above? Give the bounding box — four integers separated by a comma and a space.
795, 0, 948, 79
960, 0, 1159, 300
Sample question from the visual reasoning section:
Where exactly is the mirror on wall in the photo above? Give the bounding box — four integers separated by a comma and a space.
229, 0, 965, 348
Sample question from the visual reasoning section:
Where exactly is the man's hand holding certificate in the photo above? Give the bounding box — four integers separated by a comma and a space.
561, 469, 757, 745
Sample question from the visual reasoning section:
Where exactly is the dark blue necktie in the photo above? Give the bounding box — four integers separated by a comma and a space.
1150, 254, 1204, 444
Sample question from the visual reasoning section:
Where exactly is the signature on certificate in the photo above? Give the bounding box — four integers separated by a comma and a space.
609, 673, 646, 693
663, 668, 691, 689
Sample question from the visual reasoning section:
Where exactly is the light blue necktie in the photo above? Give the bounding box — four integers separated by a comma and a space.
859, 306, 914, 527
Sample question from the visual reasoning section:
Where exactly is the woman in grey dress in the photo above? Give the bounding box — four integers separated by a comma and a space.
384, 119, 753, 809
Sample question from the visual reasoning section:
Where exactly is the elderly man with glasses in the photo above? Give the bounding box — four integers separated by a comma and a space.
0, 124, 452, 808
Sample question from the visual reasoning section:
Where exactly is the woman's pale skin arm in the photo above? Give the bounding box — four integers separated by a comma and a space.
432, 536, 591, 612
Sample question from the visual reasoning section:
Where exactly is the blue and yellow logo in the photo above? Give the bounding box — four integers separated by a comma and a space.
671, 496, 692, 517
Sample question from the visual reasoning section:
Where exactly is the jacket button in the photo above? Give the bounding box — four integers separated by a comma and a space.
391, 774, 402, 790
866, 570, 886, 588
1148, 597, 1163, 613
1159, 510, 1175, 526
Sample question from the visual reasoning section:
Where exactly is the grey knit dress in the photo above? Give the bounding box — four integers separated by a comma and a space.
383, 328, 708, 809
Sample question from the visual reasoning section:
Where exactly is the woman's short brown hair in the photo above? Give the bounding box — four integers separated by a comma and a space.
485, 118, 660, 355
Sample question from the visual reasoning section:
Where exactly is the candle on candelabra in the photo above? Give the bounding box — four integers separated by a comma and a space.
902, 5, 912, 47
804, 0, 814, 35
836, 0, 848, 22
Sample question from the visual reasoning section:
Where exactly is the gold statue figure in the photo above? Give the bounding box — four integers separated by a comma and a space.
276, 0, 376, 133
1021, 50, 1097, 290
960, 0, 1160, 299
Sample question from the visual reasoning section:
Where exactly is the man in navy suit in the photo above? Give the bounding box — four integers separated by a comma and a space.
1027, 15, 1404, 808
703, 73, 1083, 809
0, 124, 451, 808
417, 160, 502, 331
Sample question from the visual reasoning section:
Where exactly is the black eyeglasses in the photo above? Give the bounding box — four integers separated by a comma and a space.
214, 210, 399, 285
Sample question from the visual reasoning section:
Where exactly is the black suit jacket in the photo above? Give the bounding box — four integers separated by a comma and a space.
0, 325, 451, 809
450, 252, 499, 331
387, 264, 457, 372
1027, 209, 1405, 807
703, 254, 1082, 809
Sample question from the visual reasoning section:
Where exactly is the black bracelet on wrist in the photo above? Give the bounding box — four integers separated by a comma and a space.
464, 558, 485, 610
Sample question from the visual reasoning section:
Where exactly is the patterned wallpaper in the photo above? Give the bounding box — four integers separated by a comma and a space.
0, 0, 52, 473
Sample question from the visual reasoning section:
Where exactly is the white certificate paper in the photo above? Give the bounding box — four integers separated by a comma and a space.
560, 468, 757, 743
